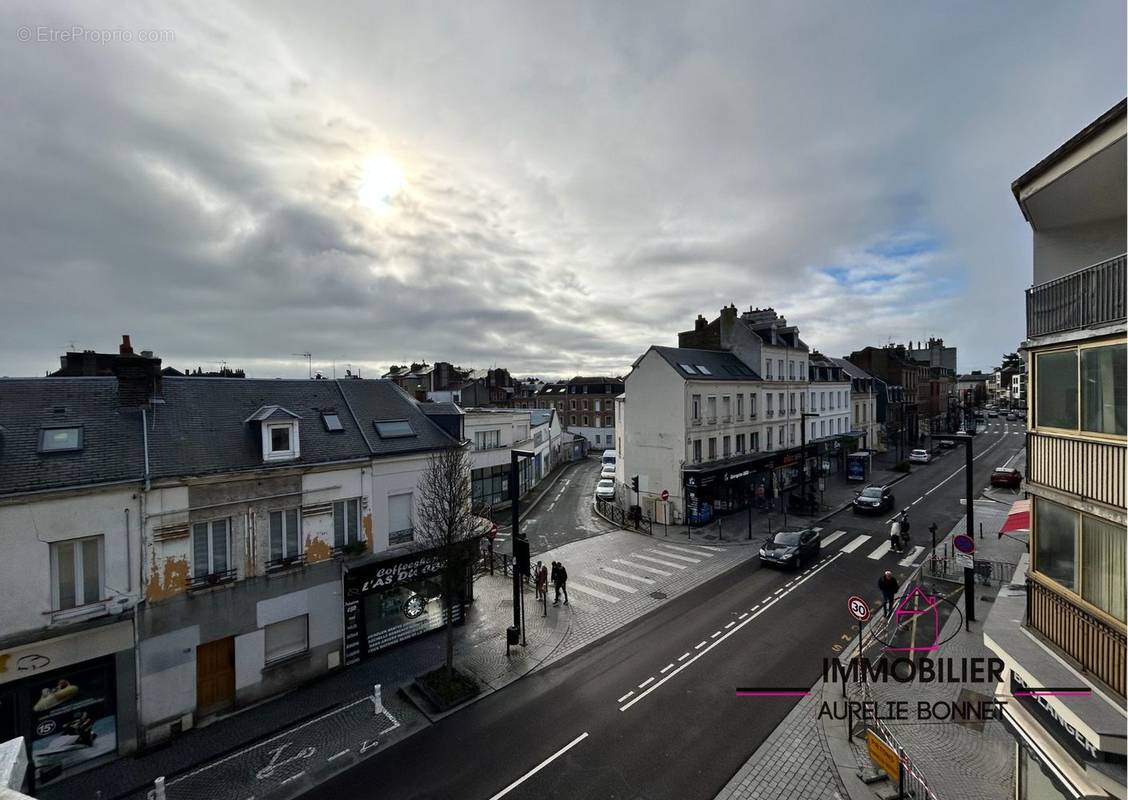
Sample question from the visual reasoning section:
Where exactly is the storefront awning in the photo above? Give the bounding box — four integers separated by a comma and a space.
1000, 499, 1030, 536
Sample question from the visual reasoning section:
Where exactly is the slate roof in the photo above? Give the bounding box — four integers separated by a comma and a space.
418, 402, 462, 416
649, 347, 762, 381
0, 377, 459, 495
529, 409, 554, 427
0, 378, 146, 496
827, 357, 881, 383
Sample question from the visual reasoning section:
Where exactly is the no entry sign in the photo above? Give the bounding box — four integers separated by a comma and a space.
953, 534, 975, 555
847, 595, 870, 622
660, 489, 670, 501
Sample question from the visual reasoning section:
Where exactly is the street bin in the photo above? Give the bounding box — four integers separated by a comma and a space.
506, 626, 520, 646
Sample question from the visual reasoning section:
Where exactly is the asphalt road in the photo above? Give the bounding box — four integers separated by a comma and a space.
311, 420, 1025, 800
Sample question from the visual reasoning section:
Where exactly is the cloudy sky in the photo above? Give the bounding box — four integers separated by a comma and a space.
2, 2, 1124, 380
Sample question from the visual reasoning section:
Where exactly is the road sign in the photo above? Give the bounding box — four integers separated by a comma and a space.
866, 730, 901, 783
847, 595, 870, 622
953, 534, 975, 555
955, 552, 974, 570
660, 489, 670, 501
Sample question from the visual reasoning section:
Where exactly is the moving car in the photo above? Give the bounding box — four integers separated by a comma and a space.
853, 484, 895, 514
600, 464, 616, 480
595, 478, 616, 500
908, 448, 932, 464
1006, 413, 1017, 421
759, 528, 820, 570
937, 439, 957, 449
990, 467, 1022, 489
601, 449, 618, 468
988, 410, 999, 418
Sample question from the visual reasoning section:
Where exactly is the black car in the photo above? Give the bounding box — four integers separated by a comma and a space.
759, 528, 820, 570
852, 484, 894, 514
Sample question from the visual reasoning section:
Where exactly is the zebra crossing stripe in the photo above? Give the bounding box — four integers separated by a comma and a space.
632, 554, 687, 570
840, 535, 871, 553
821, 530, 847, 546
692, 545, 726, 553
601, 566, 656, 585
899, 546, 925, 567
583, 574, 638, 593
614, 558, 673, 576
567, 582, 621, 603
868, 540, 893, 560
659, 544, 715, 558
647, 548, 701, 563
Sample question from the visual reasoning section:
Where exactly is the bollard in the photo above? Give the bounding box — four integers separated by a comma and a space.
153, 777, 167, 800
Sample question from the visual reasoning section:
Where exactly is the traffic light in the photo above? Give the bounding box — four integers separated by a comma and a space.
631, 475, 640, 494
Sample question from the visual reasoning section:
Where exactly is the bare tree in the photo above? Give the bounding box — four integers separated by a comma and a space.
415, 444, 479, 681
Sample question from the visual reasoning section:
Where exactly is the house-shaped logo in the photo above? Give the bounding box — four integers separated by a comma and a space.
885, 585, 940, 652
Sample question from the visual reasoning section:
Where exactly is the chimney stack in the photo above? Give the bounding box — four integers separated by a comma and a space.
120, 335, 134, 355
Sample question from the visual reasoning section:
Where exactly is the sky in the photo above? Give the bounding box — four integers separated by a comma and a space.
1, 1, 1124, 380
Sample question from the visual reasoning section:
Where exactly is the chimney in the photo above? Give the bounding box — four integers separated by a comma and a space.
115, 345, 163, 407
719, 305, 738, 350
695, 314, 707, 332
120, 335, 134, 355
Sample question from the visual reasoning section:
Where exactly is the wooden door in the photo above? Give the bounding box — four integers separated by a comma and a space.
196, 637, 235, 716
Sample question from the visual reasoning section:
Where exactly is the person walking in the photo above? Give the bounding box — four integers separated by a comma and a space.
878, 570, 899, 619
558, 561, 569, 605
551, 562, 562, 606
889, 517, 903, 553
899, 510, 911, 544
533, 560, 545, 601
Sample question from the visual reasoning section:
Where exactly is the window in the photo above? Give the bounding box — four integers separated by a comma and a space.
322, 412, 344, 432
695, 365, 712, 375
192, 519, 230, 578
779, 425, 785, 446
750, 394, 757, 416
1082, 344, 1126, 435
751, 432, 759, 451
582, 400, 589, 410
692, 394, 701, 420
270, 425, 292, 452
767, 429, 773, 449
789, 392, 795, 413
777, 360, 783, 380
722, 436, 731, 457
765, 360, 772, 379
1034, 496, 1126, 621
811, 422, 817, 439
334, 499, 361, 547
374, 420, 415, 438
472, 465, 509, 507
1033, 496, 1077, 590
474, 430, 501, 450
778, 393, 785, 414
799, 361, 804, 380
693, 439, 702, 462
594, 400, 602, 412
582, 415, 589, 426
706, 396, 717, 420
789, 424, 795, 444
736, 434, 745, 454
708, 438, 717, 460
39, 426, 83, 453
51, 536, 102, 610
265, 615, 308, 664
570, 415, 577, 425
736, 394, 744, 418
820, 420, 826, 437
679, 363, 698, 375
571, 400, 577, 410
595, 434, 601, 444
789, 360, 795, 380
269, 508, 301, 563
389, 493, 414, 545
820, 392, 826, 411
766, 394, 774, 413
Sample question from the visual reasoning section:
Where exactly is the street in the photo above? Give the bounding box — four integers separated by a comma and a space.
310, 420, 1026, 799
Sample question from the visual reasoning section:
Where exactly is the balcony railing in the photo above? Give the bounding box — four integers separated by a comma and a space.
1026, 254, 1126, 338
266, 553, 306, 573
187, 568, 238, 590
1026, 431, 1126, 509
1027, 577, 1126, 698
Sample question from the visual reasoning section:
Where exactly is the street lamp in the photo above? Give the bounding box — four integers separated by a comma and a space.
952, 432, 976, 627
509, 447, 536, 650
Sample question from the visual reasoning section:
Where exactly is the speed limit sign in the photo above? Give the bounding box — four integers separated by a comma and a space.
847, 595, 870, 622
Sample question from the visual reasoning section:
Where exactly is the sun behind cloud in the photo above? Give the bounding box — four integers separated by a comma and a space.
357, 154, 406, 212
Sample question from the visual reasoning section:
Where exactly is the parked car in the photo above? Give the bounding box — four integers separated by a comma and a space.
988, 411, 999, 418
852, 484, 894, 514
595, 479, 615, 500
937, 439, 957, 449
1006, 413, 1017, 421
909, 448, 932, 464
759, 528, 820, 570
600, 464, 616, 480
990, 467, 1022, 489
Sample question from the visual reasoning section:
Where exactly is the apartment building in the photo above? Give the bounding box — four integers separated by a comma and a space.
829, 357, 883, 453
805, 353, 855, 459
983, 99, 1126, 800
463, 407, 561, 512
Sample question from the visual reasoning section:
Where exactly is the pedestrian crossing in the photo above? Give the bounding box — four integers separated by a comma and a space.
565, 544, 721, 607
817, 528, 929, 565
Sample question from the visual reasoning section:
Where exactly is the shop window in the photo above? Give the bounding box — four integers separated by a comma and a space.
265, 615, 308, 664
389, 493, 414, 545
192, 519, 230, 579
269, 508, 301, 564
51, 536, 103, 610
334, 498, 361, 547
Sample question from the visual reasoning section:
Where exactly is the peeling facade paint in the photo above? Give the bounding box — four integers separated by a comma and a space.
305, 534, 332, 564
146, 556, 189, 601
363, 513, 374, 551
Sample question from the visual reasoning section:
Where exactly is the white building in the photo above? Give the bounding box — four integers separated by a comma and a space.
805, 354, 853, 454
463, 407, 560, 511
829, 357, 883, 453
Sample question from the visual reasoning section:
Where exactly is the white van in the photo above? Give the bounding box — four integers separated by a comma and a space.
601, 449, 617, 467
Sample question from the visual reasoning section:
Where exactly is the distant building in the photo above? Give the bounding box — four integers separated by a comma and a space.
908, 337, 958, 374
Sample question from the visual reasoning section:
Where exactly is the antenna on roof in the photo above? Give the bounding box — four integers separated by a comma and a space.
292, 352, 313, 379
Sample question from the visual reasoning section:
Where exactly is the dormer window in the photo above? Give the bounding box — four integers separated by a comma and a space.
245, 405, 302, 462
39, 426, 83, 453
270, 425, 292, 453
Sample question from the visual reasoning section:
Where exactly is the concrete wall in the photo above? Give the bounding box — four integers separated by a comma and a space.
621, 351, 686, 512
0, 487, 141, 637
1033, 217, 1125, 284
366, 453, 430, 552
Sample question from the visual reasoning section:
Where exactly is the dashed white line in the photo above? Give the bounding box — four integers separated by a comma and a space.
487, 732, 590, 800
328, 749, 350, 762
694, 640, 707, 650
710, 631, 722, 639
617, 691, 634, 703
724, 621, 735, 629
738, 612, 749, 619
547, 501, 557, 512
660, 663, 675, 674
749, 605, 760, 613
677, 652, 691, 661
639, 677, 655, 689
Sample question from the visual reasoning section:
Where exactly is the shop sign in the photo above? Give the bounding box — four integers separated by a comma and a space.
1010, 673, 1099, 763
847, 457, 866, 482
0, 622, 131, 686
28, 660, 117, 786
356, 552, 447, 594
723, 469, 751, 483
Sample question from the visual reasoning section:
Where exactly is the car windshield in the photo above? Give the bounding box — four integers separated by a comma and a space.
994, 468, 1012, 474
911, 450, 926, 455
861, 487, 882, 498
773, 531, 802, 546
598, 479, 614, 487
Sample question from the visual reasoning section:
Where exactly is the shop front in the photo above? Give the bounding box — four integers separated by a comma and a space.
343, 540, 478, 665
0, 619, 136, 791
683, 454, 779, 524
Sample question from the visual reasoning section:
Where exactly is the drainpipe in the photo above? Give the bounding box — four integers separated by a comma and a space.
141, 407, 151, 492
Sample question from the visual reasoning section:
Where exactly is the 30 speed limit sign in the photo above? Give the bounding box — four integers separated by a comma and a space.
847, 595, 870, 622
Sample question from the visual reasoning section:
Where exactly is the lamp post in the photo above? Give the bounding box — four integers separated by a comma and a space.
954, 432, 976, 626
510, 447, 536, 648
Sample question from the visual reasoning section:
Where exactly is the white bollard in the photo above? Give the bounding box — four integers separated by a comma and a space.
152, 776, 166, 800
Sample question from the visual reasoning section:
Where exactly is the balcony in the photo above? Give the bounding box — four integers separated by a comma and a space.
721, 415, 732, 424
1026, 254, 1126, 338
1026, 431, 1126, 509
266, 553, 306, 573
187, 568, 238, 591
765, 410, 774, 418
705, 416, 717, 425
690, 417, 702, 427
1027, 576, 1126, 698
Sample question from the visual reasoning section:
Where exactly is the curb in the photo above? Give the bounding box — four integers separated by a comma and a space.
496, 457, 592, 530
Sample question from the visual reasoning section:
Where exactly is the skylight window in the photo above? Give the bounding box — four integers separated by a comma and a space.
39, 426, 83, 453
695, 365, 712, 375
679, 364, 697, 374
374, 420, 416, 438
322, 412, 344, 432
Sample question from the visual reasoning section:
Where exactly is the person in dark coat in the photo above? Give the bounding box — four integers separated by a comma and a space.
878, 571, 899, 619
558, 562, 569, 605
551, 562, 562, 606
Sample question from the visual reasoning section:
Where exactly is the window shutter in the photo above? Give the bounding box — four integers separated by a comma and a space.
333, 501, 345, 547
212, 519, 228, 573
270, 511, 283, 561
193, 523, 210, 577
286, 509, 299, 557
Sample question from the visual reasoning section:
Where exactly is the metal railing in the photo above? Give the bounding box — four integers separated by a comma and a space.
1026, 431, 1126, 509
389, 527, 415, 546
187, 568, 238, 590
1027, 577, 1126, 698
1026, 254, 1126, 338
595, 497, 652, 534
927, 557, 1017, 586
265, 553, 306, 572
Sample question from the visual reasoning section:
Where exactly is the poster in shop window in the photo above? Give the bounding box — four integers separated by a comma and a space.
28, 663, 117, 786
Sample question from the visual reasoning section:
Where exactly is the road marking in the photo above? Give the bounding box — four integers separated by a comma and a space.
899, 546, 925, 567
617, 691, 634, 702
692, 545, 726, 552
773, 589, 784, 596
840, 535, 871, 553
660, 663, 675, 674
280, 772, 305, 786
709, 631, 721, 639
614, 558, 672, 576
583, 574, 638, 593
867, 540, 893, 560
910, 498, 922, 506
327, 749, 350, 762
633, 554, 687, 570
601, 566, 655, 584
749, 605, 760, 613
724, 621, 735, 629
639, 676, 655, 688
694, 640, 707, 649
547, 502, 557, 512
822, 530, 847, 546
647, 548, 701, 563
567, 582, 620, 603
487, 732, 590, 800
620, 553, 843, 712
659, 544, 715, 558
738, 612, 749, 619
677, 652, 691, 661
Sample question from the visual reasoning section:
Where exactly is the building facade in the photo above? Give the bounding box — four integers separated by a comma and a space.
830, 357, 883, 453
983, 99, 1126, 800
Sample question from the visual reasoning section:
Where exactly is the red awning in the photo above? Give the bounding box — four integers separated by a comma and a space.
1000, 499, 1030, 534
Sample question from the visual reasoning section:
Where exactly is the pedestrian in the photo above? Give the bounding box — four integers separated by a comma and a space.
889, 518, 902, 553
533, 560, 544, 600
535, 563, 547, 602
878, 570, 899, 619
551, 561, 562, 606
558, 561, 569, 605
899, 510, 911, 544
